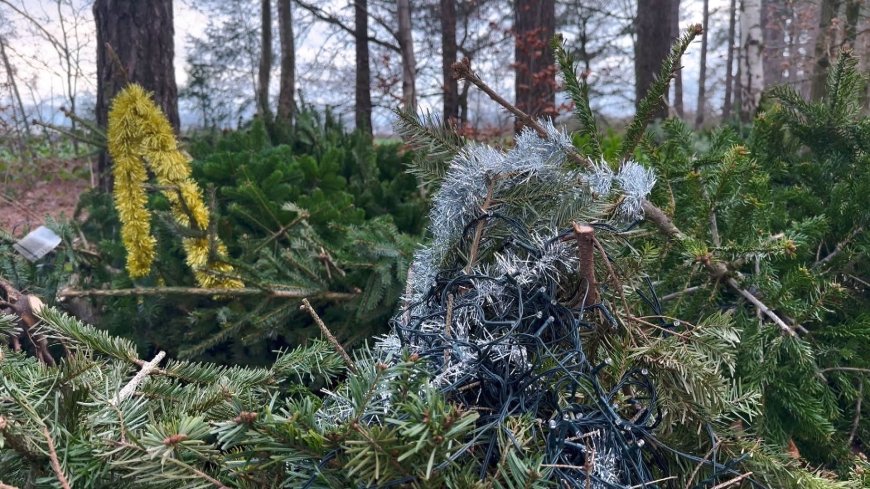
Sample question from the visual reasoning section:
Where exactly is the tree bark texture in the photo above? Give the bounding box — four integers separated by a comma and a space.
695, 0, 709, 127
761, 0, 788, 88
514, 0, 556, 132
671, 0, 684, 118
277, 0, 295, 124
635, 0, 673, 121
94, 0, 178, 193
258, 0, 273, 119
354, 0, 372, 136
810, 0, 839, 101
739, 0, 764, 121
441, 0, 458, 121
723, 0, 737, 119
397, 0, 417, 111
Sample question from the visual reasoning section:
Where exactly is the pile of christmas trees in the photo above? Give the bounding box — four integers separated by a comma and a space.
1, 27, 868, 488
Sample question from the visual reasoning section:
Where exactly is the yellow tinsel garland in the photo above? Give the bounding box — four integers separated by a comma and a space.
107, 84, 243, 288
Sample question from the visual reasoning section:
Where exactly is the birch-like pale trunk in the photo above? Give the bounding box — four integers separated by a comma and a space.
739, 0, 764, 121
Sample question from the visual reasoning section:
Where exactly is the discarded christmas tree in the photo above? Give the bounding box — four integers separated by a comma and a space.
1, 26, 868, 489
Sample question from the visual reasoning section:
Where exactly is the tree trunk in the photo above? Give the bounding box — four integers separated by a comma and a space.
459, 79, 470, 126
739, 0, 763, 121
277, 0, 295, 125
635, 0, 673, 121
397, 0, 417, 111
843, 0, 859, 49
723, 0, 737, 119
810, 0, 839, 100
0, 34, 33, 164
258, 0, 273, 119
354, 0, 372, 136
761, 0, 787, 88
441, 0, 458, 121
514, 0, 556, 132
671, 0, 683, 118
94, 0, 178, 193
695, 0, 709, 128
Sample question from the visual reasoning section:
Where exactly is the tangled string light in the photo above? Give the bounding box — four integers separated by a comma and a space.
370, 122, 762, 488
382, 217, 760, 488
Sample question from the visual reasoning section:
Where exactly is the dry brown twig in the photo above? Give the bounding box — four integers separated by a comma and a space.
300, 298, 357, 373
58, 286, 357, 302
42, 426, 71, 489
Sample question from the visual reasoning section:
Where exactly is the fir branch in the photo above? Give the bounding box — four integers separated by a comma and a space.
58, 286, 357, 301
826, 49, 861, 118
553, 38, 602, 159
813, 225, 863, 269
41, 426, 71, 489
453, 58, 544, 136
394, 108, 464, 188
620, 25, 703, 160
709, 472, 753, 489
848, 380, 862, 446
726, 278, 796, 336
300, 298, 357, 374
465, 177, 495, 273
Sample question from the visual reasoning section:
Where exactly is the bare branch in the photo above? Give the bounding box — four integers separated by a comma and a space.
294, 0, 400, 52
726, 278, 795, 336
814, 226, 864, 269
42, 426, 71, 489
58, 286, 357, 301
111, 351, 166, 406
300, 298, 357, 373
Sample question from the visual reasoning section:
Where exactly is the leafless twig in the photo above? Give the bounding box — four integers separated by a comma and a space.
111, 351, 166, 406
42, 426, 71, 489
300, 298, 357, 373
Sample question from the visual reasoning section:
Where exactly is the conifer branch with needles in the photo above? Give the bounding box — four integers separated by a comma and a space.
393, 108, 465, 188
553, 38, 602, 159
620, 24, 702, 160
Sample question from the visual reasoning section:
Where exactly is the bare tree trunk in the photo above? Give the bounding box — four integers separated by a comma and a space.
671, 0, 684, 118
397, 0, 417, 111
695, 0, 709, 127
277, 0, 295, 125
258, 0, 273, 119
762, 0, 787, 88
723, 0, 737, 120
459, 79, 470, 126
0, 34, 32, 166
55, 1, 78, 153
354, 0, 372, 136
739, 0, 763, 121
810, 0, 839, 100
0, 35, 29, 139
441, 0, 458, 121
94, 0, 178, 193
514, 0, 556, 132
635, 0, 673, 120
843, 0, 860, 49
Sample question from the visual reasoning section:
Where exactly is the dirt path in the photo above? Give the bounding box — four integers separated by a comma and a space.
0, 163, 90, 235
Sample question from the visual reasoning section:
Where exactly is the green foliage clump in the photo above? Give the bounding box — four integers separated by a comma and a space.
74, 108, 427, 364
629, 51, 869, 471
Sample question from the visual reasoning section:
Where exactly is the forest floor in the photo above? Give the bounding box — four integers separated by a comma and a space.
0, 158, 90, 234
